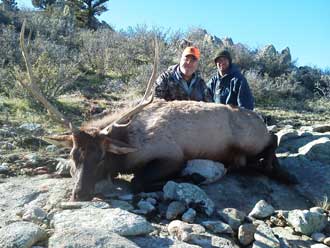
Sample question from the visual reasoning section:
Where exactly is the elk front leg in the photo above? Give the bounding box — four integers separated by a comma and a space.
131, 158, 184, 192
255, 133, 297, 184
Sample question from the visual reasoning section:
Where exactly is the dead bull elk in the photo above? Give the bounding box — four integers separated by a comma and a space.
19, 21, 295, 201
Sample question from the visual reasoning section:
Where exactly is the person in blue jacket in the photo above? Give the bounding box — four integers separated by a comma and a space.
207, 49, 254, 110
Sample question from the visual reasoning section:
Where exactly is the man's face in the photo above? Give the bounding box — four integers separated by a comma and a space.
179, 54, 199, 79
216, 57, 230, 74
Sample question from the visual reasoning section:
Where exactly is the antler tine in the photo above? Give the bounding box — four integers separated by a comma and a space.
19, 19, 76, 132
100, 37, 159, 135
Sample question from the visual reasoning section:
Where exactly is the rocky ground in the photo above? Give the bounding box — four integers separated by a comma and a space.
0, 121, 330, 247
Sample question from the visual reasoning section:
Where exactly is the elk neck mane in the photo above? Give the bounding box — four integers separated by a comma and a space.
80, 105, 135, 132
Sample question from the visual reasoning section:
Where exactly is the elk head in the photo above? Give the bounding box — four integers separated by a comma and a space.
19, 20, 159, 200
44, 131, 137, 200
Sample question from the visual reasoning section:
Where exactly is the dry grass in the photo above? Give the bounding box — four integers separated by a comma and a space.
317, 196, 330, 211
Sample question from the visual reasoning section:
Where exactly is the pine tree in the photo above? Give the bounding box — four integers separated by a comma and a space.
1, 0, 18, 11
68, 0, 109, 29
32, 0, 57, 9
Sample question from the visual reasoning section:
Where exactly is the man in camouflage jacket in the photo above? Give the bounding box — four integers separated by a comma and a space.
154, 46, 212, 102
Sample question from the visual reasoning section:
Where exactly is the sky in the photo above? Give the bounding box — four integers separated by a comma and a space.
17, 0, 330, 70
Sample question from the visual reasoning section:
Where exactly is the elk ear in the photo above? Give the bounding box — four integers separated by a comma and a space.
43, 135, 73, 148
103, 138, 138, 155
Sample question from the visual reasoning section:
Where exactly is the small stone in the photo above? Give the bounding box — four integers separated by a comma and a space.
0, 163, 9, 174
254, 223, 280, 248
249, 200, 275, 219
182, 208, 196, 223
201, 220, 233, 234
218, 208, 246, 230
238, 223, 256, 246
324, 237, 330, 246
19, 123, 42, 131
288, 209, 327, 235
166, 201, 186, 220
137, 200, 155, 213
22, 206, 47, 223
145, 197, 157, 205
109, 200, 134, 211
118, 194, 134, 201
168, 220, 205, 242
46, 144, 57, 152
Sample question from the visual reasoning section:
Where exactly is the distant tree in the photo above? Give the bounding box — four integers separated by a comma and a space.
32, 0, 57, 9
69, 0, 109, 29
1, 0, 18, 11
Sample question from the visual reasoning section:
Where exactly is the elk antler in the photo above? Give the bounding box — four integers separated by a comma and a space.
19, 19, 76, 131
100, 37, 159, 135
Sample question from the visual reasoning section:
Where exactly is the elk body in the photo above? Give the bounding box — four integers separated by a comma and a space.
47, 100, 283, 200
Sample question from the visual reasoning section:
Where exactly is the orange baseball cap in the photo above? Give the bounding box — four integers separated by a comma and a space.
182, 46, 200, 60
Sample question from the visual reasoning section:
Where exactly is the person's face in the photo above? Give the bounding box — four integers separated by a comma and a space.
179, 54, 199, 79
216, 57, 230, 74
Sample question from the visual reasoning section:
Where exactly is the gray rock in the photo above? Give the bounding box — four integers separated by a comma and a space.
138, 199, 155, 213
222, 37, 234, 46
0, 163, 9, 174
146, 197, 157, 205
0, 141, 15, 150
0, 176, 73, 228
19, 123, 42, 132
201, 220, 233, 234
163, 181, 214, 216
23, 153, 39, 165
45, 145, 57, 152
168, 220, 205, 242
272, 226, 315, 247
182, 208, 196, 223
109, 199, 134, 211
22, 206, 47, 223
288, 209, 328, 235
253, 223, 280, 248
0, 221, 47, 248
49, 229, 139, 248
138, 191, 161, 200
218, 208, 246, 230
166, 201, 186, 220
130, 236, 200, 248
311, 244, 330, 248
279, 155, 330, 205
298, 137, 330, 164
182, 159, 226, 184
238, 223, 256, 246
189, 233, 239, 248
59, 200, 110, 210
311, 124, 330, 133
259, 44, 277, 57
118, 194, 134, 201
249, 200, 275, 219
52, 208, 153, 236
